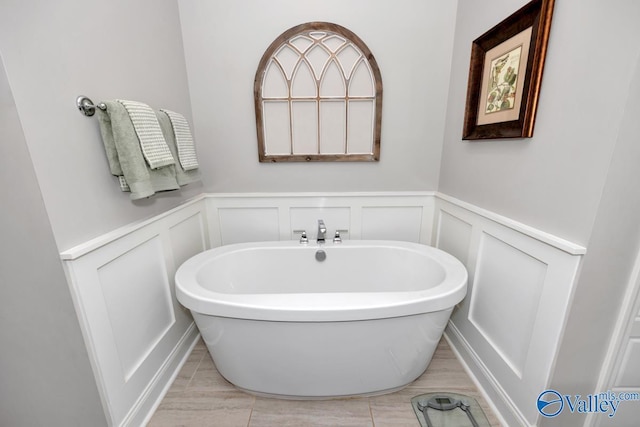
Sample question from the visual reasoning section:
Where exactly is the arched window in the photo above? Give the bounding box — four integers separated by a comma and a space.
254, 22, 382, 162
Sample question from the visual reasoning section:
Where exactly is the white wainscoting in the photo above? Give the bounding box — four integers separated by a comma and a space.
59, 190, 588, 427
59, 191, 434, 426
206, 192, 435, 247
591, 249, 640, 427
434, 194, 586, 427
61, 196, 208, 427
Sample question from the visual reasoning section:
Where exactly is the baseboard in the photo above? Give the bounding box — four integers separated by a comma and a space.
123, 323, 200, 427
445, 322, 530, 427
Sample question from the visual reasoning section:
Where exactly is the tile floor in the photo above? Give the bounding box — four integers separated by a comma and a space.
148, 337, 501, 426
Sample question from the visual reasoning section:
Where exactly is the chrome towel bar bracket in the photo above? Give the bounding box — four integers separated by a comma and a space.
76, 95, 107, 116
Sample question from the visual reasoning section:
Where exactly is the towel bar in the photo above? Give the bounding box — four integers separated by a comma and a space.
76, 95, 107, 116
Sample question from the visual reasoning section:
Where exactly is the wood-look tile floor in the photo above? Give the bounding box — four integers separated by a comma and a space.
148, 337, 501, 426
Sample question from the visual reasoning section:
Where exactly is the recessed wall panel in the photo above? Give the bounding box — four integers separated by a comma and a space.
595, 388, 640, 426
615, 338, 640, 387
218, 208, 279, 245
97, 236, 175, 381
469, 232, 547, 377
169, 213, 206, 270
361, 207, 423, 242
632, 318, 640, 336
436, 210, 472, 265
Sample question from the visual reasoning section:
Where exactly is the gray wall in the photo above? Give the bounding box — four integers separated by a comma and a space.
438, 0, 640, 246
440, 0, 640, 424
542, 55, 640, 427
177, 0, 457, 193
0, 0, 203, 251
0, 54, 107, 427
3, 1, 640, 425
0, 1, 204, 424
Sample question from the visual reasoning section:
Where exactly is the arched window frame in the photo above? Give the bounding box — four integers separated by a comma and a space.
254, 22, 383, 162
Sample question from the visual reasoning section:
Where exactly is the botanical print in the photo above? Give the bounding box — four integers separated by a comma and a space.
485, 45, 522, 114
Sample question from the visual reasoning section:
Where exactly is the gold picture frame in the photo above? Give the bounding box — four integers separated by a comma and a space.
462, 0, 555, 140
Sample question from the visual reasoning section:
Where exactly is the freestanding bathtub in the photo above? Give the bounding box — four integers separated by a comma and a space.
175, 240, 467, 399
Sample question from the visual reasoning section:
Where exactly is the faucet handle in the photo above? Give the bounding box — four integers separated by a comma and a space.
333, 229, 348, 243
293, 230, 308, 244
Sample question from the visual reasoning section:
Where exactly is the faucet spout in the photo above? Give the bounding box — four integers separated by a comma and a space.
317, 219, 326, 244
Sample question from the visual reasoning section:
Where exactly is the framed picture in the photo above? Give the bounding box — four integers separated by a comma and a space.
462, 0, 555, 140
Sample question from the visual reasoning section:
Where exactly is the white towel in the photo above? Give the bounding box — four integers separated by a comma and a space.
117, 100, 175, 169
159, 109, 199, 171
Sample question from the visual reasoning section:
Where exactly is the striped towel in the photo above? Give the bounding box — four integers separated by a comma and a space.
118, 176, 131, 192
117, 100, 175, 169
159, 109, 199, 171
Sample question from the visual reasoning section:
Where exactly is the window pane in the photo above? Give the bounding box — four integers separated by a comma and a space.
320, 101, 346, 154
306, 44, 330, 80
263, 61, 288, 98
274, 45, 298, 80
291, 60, 317, 98
291, 101, 318, 154
336, 44, 360, 79
290, 35, 314, 53
349, 60, 374, 97
322, 35, 346, 52
263, 101, 291, 155
347, 100, 374, 154
320, 60, 345, 97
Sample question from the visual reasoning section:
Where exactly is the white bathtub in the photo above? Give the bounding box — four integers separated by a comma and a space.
175, 240, 467, 398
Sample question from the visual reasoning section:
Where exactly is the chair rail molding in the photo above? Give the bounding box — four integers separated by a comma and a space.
61, 198, 208, 426
434, 194, 584, 426
59, 190, 587, 426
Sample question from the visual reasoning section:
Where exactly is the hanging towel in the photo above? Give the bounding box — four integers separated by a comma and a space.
118, 176, 131, 192
159, 109, 199, 171
96, 101, 179, 200
156, 110, 201, 186
117, 100, 175, 169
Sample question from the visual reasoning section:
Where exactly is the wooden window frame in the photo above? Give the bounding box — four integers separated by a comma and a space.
254, 22, 383, 162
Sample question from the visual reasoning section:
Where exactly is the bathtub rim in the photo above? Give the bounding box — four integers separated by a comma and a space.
175, 240, 467, 322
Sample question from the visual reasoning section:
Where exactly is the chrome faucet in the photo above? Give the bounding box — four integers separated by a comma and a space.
293, 230, 308, 244
317, 219, 326, 244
